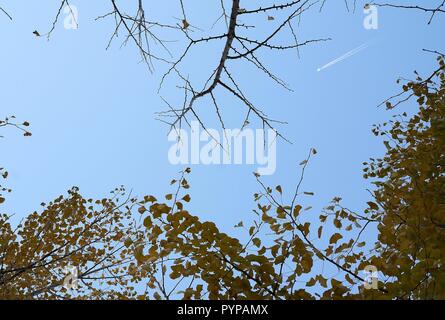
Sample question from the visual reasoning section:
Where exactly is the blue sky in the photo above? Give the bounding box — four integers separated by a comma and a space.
1, 0, 443, 248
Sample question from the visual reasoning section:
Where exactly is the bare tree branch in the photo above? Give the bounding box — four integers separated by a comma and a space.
370, 1, 445, 24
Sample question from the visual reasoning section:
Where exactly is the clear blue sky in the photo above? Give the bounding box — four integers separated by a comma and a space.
1, 0, 443, 247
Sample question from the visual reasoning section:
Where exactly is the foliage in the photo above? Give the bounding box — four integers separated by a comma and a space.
131, 165, 374, 300
363, 56, 445, 299
0, 187, 141, 299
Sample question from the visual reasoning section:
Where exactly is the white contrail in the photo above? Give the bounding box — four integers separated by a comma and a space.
317, 42, 373, 72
